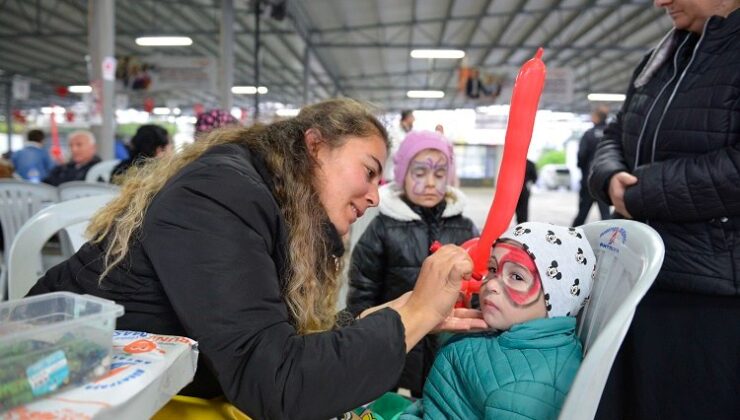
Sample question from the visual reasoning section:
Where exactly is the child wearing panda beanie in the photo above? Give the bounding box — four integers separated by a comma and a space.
402, 222, 597, 420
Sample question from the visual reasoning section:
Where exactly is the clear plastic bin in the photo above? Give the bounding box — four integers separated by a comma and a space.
0, 292, 124, 413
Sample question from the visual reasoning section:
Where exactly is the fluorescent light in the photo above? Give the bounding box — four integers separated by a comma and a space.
68, 85, 92, 93
410, 49, 465, 59
136, 36, 193, 46
276, 108, 300, 117
232, 86, 268, 94
407, 90, 445, 99
587, 93, 626, 102
152, 107, 171, 115
41, 106, 65, 114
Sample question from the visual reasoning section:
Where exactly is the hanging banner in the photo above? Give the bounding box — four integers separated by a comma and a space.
115, 55, 216, 92
12, 76, 30, 100
541, 67, 574, 104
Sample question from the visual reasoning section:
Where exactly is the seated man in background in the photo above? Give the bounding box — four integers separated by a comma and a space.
11, 129, 55, 182
43, 130, 101, 186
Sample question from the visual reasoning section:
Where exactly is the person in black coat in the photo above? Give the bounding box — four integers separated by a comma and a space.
515, 159, 538, 223
588, 2, 740, 419
27, 99, 486, 420
571, 108, 610, 226
110, 124, 171, 183
346, 130, 478, 397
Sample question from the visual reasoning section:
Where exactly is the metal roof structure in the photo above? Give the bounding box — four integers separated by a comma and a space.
0, 0, 673, 114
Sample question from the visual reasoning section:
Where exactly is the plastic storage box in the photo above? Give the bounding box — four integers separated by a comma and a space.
0, 292, 124, 412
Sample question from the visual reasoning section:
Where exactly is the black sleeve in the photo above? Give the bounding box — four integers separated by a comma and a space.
346, 217, 388, 317
141, 166, 406, 420
588, 56, 650, 205
577, 130, 592, 171
623, 142, 740, 221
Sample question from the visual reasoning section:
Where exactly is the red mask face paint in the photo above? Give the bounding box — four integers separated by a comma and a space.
485, 242, 542, 307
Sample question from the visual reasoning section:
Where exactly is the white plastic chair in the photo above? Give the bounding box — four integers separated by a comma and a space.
59, 180, 120, 201
85, 159, 121, 183
559, 219, 665, 420
7, 194, 116, 300
0, 180, 59, 300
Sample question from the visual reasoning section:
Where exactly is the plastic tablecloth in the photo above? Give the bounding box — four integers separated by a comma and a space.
3, 330, 199, 419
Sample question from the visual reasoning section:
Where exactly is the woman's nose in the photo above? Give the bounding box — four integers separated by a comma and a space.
366, 184, 379, 207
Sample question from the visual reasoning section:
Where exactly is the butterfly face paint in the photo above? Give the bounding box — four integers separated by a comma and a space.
479, 241, 547, 330
403, 149, 448, 208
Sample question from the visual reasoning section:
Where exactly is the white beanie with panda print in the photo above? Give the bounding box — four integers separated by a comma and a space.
499, 222, 596, 318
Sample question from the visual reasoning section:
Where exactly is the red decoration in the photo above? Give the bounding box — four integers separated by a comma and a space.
193, 103, 204, 116
55, 86, 69, 97
143, 97, 155, 113
65, 110, 75, 122
12, 109, 26, 124
49, 104, 63, 162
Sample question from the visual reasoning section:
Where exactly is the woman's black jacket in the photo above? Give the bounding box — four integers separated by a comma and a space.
589, 10, 740, 295
28, 143, 407, 420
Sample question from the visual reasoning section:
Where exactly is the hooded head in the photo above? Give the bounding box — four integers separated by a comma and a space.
195, 109, 239, 137
393, 130, 453, 185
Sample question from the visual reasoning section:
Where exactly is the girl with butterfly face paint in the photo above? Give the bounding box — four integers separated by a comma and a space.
347, 130, 478, 397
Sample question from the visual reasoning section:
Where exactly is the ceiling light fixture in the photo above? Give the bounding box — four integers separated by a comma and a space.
232, 86, 268, 94
276, 108, 300, 117
410, 49, 465, 59
152, 107, 171, 115
407, 90, 445, 99
587, 93, 626, 102
68, 85, 92, 93
135, 36, 193, 46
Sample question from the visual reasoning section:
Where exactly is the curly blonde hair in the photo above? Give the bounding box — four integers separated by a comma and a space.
87, 98, 389, 333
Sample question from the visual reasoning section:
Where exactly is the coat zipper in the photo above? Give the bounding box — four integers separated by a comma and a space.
650, 20, 709, 163
632, 33, 691, 169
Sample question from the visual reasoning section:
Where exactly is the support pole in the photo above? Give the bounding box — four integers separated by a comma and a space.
302, 42, 309, 106
5, 82, 12, 155
254, 0, 261, 121
219, 0, 234, 111
88, 0, 115, 160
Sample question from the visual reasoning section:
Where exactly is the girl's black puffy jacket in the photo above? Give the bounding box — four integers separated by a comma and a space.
347, 184, 478, 394
589, 9, 740, 296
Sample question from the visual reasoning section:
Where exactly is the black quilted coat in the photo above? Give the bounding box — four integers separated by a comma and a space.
589, 10, 740, 296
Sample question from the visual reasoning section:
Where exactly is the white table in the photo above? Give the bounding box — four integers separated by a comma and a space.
3, 330, 199, 419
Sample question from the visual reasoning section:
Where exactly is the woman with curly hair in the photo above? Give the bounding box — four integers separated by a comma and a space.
27, 98, 482, 419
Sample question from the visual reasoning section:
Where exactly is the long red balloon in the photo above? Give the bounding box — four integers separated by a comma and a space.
467, 48, 547, 276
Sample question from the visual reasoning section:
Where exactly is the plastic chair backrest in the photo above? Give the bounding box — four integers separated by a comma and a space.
559, 220, 664, 420
0, 180, 59, 256
85, 159, 121, 183
59, 180, 120, 201
7, 194, 116, 300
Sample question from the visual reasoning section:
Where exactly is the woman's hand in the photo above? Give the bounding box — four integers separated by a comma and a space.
357, 292, 412, 319
395, 245, 473, 351
432, 307, 488, 333
608, 171, 637, 218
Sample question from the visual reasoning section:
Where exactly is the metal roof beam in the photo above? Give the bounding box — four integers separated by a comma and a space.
287, 1, 344, 97
314, 1, 639, 35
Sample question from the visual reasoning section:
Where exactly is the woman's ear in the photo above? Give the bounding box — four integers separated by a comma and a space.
304, 128, 323, 158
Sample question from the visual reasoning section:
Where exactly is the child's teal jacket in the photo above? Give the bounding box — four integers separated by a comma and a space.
402, 317, 582, 420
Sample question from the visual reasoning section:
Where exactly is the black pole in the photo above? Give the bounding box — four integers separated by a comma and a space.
254, 0, 261, 121
5, 82, 12, 155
